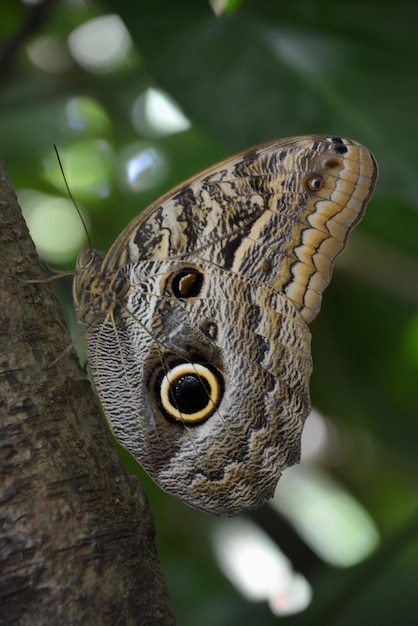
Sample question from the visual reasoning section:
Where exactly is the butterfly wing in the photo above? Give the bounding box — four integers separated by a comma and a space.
106, 135, 377, 322
75, 135, 377, 515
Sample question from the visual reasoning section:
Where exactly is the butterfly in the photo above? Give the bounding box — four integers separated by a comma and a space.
73, 135, 378, 516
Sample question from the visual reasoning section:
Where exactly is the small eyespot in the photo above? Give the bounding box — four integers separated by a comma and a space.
171, 269, 203, 298
261, 260, 272, 273
159, 363, 223, 423
324, 157, 341, 169
326, 137, 348, 154
200, 320, 218, 341
307, 176, 323, 191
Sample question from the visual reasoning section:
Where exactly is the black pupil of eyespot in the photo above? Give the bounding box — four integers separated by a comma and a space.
172, 270, 203, 298
334, 144, 348, 154
169, 374, 211, 414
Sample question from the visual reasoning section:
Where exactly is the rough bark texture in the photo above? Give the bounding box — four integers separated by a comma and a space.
0, 158, 176, 625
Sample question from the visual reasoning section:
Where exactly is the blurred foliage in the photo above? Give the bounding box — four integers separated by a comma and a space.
1, 0, 418, 624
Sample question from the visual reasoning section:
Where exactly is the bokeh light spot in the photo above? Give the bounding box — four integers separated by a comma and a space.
19, 190, 87, 264
43, 140, 114, 202
213, 518, 312, 616
26, 35, 73, 74
272, 465, 380, 567
68, 14, 132, 74
65, 97, 111, 135
119, 143, 168, 192
131, 87, 191, 138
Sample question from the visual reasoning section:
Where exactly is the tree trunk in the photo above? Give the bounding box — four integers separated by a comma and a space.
0, 158, 176, 625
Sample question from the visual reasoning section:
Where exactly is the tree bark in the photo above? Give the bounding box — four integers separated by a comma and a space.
0, 158, 175, 625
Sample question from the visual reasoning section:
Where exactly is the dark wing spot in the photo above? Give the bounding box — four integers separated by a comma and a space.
328, 137, 348, 154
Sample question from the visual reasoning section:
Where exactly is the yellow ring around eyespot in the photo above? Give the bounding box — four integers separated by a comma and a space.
160, 363, 221, 423
307, 175, 323, 191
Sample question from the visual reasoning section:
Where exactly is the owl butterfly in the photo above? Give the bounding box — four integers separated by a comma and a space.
73, 135, 377, 516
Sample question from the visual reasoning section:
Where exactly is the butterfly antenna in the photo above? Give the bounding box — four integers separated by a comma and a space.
54, 145, 92, 249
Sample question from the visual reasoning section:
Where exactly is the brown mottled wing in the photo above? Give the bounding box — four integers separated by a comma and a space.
74, 135, 378, 516
105, 135, 377, 322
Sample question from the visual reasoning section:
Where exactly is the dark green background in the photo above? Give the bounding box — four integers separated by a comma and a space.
1, 1, 417, 624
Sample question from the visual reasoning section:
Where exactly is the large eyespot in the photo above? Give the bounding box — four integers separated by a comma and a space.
159, 362, 222, 423
171, 269, 203, 298
307, 175, 323, 191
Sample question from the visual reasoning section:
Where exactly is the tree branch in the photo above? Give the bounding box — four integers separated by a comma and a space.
0, 158, 175, 625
